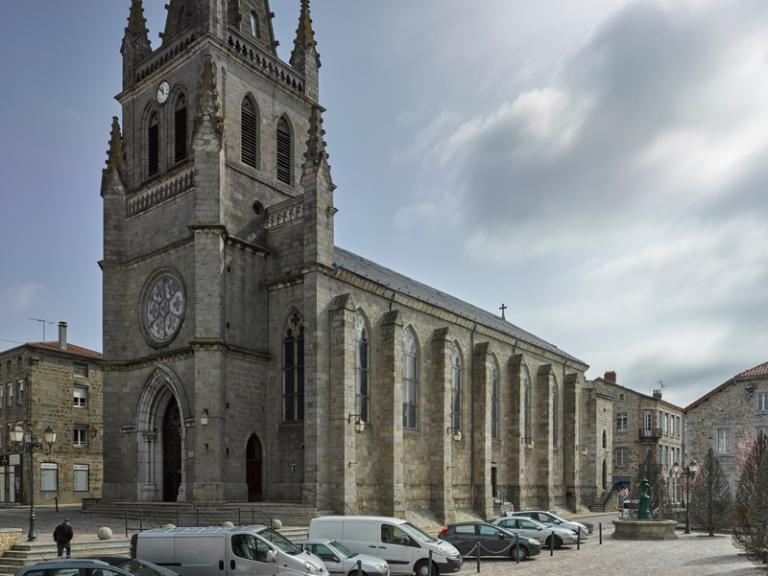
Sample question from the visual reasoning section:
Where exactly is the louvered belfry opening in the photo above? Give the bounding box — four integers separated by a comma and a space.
175, 94, 188, 163
241, 97, 258, 168
276, 116, 292, 185
148, 112, 160, 177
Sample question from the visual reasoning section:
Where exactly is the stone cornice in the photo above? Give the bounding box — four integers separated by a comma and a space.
100, 237, 194, 271
103, 341, 270, 371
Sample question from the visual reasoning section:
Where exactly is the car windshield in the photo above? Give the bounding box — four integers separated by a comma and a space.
330, 541, 356, 559
258, 529, 301, 555
402, 522, 435, 544
514, 517, 545, 529
110, 559, 174, 576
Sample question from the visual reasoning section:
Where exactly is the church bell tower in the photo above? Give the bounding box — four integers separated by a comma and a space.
101, 0, 334, 503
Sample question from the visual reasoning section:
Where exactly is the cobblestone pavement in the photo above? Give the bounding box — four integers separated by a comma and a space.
454, 528, 762, 576
0, 506, 130, 543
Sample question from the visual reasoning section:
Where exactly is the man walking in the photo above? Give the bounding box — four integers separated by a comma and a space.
53, 519, 73, 558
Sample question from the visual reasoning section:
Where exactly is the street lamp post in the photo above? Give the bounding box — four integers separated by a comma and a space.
684, 460, 699, 535
10, 423, 57, 542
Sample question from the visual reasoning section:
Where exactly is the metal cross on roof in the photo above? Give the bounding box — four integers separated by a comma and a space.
499, 304, 507, 321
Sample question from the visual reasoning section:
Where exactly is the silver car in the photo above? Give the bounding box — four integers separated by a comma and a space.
297, 538, 390, 576
492, 516, 579, 548
514, 511, 589, 539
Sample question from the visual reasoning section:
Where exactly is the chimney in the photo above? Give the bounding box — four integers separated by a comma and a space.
58, 322, 68, 351
604, 371, 617, 384
653, 389, 662, 399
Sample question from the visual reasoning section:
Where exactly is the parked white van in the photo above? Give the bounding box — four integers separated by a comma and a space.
132, 526, 328, 576
309, 517, 462, 576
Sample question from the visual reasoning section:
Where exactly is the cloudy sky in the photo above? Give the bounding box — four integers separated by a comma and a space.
2, 0, 767, 407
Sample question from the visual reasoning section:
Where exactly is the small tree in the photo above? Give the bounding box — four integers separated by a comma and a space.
691, 448, 731, 536
637, 453, 666, 515
732, 432, 768, 567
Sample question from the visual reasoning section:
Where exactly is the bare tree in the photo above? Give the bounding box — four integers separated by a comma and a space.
636, 453, 666, 516
692, 448, 731, 536
732, 432, 768, 567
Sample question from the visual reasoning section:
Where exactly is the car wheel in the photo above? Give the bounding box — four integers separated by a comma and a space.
511, 546, 528, 561
414, 560, 439, 576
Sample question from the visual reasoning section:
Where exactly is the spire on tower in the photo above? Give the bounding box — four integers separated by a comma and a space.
122, 0, 152, 88
101, 117, 126, 194
301, 106, 335, 190
290, 0, 321, 101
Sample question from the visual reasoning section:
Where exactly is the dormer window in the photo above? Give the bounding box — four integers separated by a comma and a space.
250, 11, 259, 38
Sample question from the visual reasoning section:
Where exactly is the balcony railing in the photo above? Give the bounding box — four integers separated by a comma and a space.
639, 427, 662, 440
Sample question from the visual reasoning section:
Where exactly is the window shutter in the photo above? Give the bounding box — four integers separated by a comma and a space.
241, 98, 258, 168
276, 117, 292, 185
148, 114, 159, 176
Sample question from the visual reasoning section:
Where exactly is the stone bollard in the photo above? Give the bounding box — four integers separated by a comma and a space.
222, 522, 235, 528
272, 519, 283, 530
163, 524, 176, 529
96, 527, 113, 541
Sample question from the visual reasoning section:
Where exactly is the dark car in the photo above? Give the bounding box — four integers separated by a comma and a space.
81, 557, 178, 576
438, 522, 541, 561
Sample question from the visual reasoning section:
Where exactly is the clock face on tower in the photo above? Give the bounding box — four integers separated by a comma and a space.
157, 80, 170, 105
142, 272, 186, 346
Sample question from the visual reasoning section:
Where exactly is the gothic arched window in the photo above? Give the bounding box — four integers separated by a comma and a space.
148, 111, 160, 177
250, 11, 259, 38
491, 364, 499, 440
276, 116, 292, 185
523, 367, 532, 444
241, 97, 258, 169
174, 94, 188, 163
402, 328, 418, 430
552, 379, 559, 448
283, 315, 304, 422
602, 428, 607, 449
451, 343, 462, 434
355, 313, 369, 423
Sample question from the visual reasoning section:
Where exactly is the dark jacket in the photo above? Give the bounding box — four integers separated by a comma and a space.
53, 523, 73, 544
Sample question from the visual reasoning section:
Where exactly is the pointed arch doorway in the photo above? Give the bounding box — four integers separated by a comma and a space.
162, 398, 183, 502
246, 435, 263, 502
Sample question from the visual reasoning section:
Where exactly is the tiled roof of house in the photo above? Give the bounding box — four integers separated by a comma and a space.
27, 342, 102, 360
334, 246, 586, 366
685, 360, 768, 412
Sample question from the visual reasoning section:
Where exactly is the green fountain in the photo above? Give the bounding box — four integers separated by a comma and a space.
612, 478, 678, 540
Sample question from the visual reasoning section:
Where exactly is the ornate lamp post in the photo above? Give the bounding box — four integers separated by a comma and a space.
684, 460, 699, 535
10, 423, 57, 541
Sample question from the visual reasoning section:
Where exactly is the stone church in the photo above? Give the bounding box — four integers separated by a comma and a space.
101, 0, 596, 521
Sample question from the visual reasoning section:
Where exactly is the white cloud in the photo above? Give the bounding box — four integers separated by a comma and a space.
0, 283, 44, 313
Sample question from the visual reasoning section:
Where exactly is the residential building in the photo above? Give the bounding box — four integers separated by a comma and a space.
685, 361, 768, 491
591, 372, 684, 501
0, 323, 102, 505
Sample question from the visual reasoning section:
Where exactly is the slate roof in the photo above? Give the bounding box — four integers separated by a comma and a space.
0, 341, 102, 361
334, 246, 586, 366
685, 360, 768, 412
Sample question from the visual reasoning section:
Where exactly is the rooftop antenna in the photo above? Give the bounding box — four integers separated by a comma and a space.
29, 318, 56, 341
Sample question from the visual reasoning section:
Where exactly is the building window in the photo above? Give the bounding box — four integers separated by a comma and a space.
282, 318, 304, 423
643, 410, 653, 433
175, 93, 188, 163
615, 446, 627, 468
757, 392, 768, 413
644, 445, 652, 460
523, 368, 531, 443
147, 111, 159, 177
491, 365, 499, 440
73, 363, 89, 378
74, 425, 88, 448
73, 464, 89, 492
0, 385, 3, 409
662, 412, 668, 435
355, 314, 369, 423
73, 386, 88, 409
491, 465, 498, 499
250, 10, 259, 38
241, 97, 258, 168
602, 429, 607, 449
41, 463, 58, 492
7, 382, 12, 402
451, 343, 462, 434
616, 412, 628, 432
276, 116, 292, 185
619, 393, 625, 401
552, 380, 559, 448
715, 428, 731, 455
402, 328, 418, 430
677, 415, 681, 437
17, 380, 23, 405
